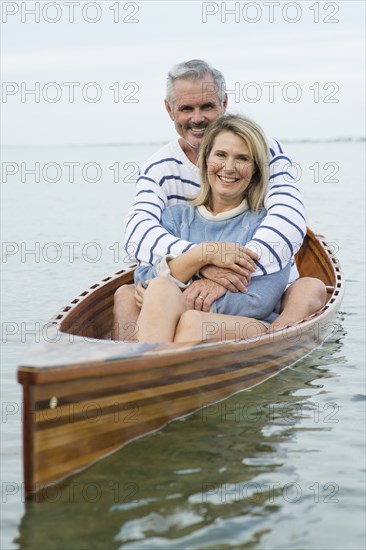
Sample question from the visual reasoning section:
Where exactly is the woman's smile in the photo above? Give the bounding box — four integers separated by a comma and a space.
217, 175, 240, 184
207, 131, 256, 211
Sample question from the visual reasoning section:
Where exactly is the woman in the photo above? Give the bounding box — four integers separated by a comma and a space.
132, 114, 291, 343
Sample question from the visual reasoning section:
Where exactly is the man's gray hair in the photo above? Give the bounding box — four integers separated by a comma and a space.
166, 59, 226, 107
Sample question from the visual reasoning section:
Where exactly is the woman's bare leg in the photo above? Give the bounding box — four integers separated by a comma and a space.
174, 310, 267, 343
137, 277, 188, 342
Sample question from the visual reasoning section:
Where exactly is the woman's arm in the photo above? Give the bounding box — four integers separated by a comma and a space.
168, 242, 257, 283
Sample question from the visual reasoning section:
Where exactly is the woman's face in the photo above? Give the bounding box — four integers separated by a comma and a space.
206, 131, 256, 209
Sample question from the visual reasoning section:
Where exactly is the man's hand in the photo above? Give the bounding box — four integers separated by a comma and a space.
182, 279, 227, 312
200, 265, 250, 293
201, 242, 258, 276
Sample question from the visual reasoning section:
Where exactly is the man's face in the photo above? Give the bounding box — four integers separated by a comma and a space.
165, 77, 227, 152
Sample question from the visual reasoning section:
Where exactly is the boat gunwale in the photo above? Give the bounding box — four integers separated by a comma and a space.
49, 228, 342, 332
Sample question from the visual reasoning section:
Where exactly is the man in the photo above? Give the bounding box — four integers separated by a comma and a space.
113, 59, 325, 340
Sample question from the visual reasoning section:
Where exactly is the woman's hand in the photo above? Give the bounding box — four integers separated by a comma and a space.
134, 282, 147, 309
201, 242, 258, 276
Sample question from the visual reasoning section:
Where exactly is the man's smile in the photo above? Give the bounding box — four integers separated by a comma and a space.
188, 125, 207, 134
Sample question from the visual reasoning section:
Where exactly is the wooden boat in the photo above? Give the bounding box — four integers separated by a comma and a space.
17, 227, 344, 498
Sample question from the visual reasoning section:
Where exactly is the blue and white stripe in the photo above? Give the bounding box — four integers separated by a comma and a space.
124, 138, 306, 280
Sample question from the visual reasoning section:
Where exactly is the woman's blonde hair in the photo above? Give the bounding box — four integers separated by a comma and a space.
192, 114, 269, 211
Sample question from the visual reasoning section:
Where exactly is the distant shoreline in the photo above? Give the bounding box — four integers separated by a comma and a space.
2, 137, 365, 149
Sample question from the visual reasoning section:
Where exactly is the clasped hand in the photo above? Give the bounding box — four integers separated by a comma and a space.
200, 242, 257, 276
184, 242, 258, 311
135, 242, 259, 312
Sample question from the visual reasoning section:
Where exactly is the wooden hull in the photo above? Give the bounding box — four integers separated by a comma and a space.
17, 228, 344, 497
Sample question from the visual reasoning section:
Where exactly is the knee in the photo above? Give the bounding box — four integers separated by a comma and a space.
175, 310, 206, 342
302, 277, 327, 309
114, 284, 134, 307
179, 309, 205, 329
146, 276, 168, 291
145, 276, 177, 297
288, 277, 327, 313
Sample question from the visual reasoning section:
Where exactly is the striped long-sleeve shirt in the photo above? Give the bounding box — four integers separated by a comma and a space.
124, 138, 306, 280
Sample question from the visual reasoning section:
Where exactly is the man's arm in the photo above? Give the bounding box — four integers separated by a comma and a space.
124, 145, 204, 264
167, 242, 256, 283
124, 174, 195, 264
245, 138, 306, 276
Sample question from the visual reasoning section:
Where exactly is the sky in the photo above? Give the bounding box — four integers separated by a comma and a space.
1, 0, 365, 146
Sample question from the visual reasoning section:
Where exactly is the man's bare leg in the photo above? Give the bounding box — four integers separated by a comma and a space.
174, 310, 267, 343
112, 284, 140, 341
269, 277, 327, 331
137, 277, 188, 342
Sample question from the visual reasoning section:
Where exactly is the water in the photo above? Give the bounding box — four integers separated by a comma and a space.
1, 142, 365, 549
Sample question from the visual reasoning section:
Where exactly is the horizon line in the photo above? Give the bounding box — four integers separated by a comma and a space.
2, 136, 365, 149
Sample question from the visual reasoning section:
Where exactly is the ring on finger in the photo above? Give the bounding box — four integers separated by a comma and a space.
198, 295, 205, 300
